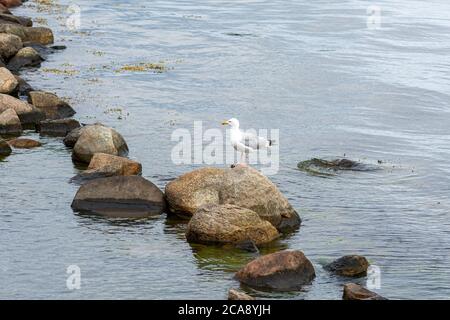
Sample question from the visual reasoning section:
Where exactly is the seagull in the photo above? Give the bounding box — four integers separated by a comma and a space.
221, 118, 273, 165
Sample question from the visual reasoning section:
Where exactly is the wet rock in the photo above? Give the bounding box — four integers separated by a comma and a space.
7, 46, 43, 72
24, 26, 54, 45
13, 75, 33, 96
0, 0, 22, 8
343, 283, 387, 300
71, 176, 165, 218
165, 165, 300, 233
0, 67, 18, 94
0, 108, 21, 135
324, 255, 369, 277
0, 33, 22, 61
8, 138, 41, 149
72, 124, 128, 163
63, 126, 83, 148
298, 158, 379, 176
186, 204, 280, 246
28, 91, 74, 120
0, 3, 12, 14
0, 23, 27, 40
235, 239, 259, 253
37, 118, 80, 137
0, 137, 11, 156
0, 93, 45, 125
71, 153, 142, 183
0, 13, 32, 26
235, 250, 316, 291
228, 289, 255, 301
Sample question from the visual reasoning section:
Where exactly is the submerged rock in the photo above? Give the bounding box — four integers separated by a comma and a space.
0, 33, 22, 61
71, 153, 142, 182
8, 138, 41, 149
0, 67, 18, 94
324, 255, 369, 277
71, 176, 165, 218
228, 289, 255, 301
0, 93, 45, 125
298, 158, 379, 176
7, 46, 44, 72
165, 165, 300, 233
37, 118, 80, 137
343, 283, 387, 300
0, 108, 22, 135
186, 204, 280, 246
0, 137, 11, 156
72, 124, 128, 163
235, 250, 316, 291
28, 91, 75, 120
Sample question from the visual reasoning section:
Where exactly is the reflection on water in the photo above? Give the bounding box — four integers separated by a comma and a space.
1, 0, 450, 299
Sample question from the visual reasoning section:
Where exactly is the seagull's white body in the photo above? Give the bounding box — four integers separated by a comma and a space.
223, 118, 272, 164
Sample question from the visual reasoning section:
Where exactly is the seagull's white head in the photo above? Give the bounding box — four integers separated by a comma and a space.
222, 118, 240, 129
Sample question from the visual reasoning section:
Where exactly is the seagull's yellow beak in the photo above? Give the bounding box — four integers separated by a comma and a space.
221, 120, 229, 125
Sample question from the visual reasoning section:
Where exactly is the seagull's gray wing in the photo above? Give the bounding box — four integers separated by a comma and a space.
241, 131, 271, 150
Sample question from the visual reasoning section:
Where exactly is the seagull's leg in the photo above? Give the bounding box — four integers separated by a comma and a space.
239, 151, 248, 167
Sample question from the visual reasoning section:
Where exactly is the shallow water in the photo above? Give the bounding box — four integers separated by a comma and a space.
1, 0, 450, 299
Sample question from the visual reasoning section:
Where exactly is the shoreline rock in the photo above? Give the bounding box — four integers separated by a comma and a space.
72, 124, 128, 163
235, 250, 316, 291
0, 108, 22, 135
7, 46, 44, 72
324, 255, 369, 277
71, 176, 165, 218
0, 93, 45, 125
343, 283, 387, 300
8, 137, 41, 149
228, 289, 255, 300
0, 137, 11, 156
37, 118, 80, 136
186, 204, 280, 246
71, 153, 142, 182
0, 67, 18, 94
165, 165, 301, 233
28, 91, 75, 120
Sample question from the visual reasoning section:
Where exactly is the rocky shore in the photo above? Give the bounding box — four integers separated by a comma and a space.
0, 0, 386, 301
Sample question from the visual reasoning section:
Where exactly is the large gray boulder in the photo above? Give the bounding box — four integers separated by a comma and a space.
0, 93, 45, 125
0, 108, 22, 135
186, 204, 280, 245
235, 250, 316, 291
28, 91, 75, 120
72, 124, 128, 163
71, 176, 165, 218
165, 165, 300, 233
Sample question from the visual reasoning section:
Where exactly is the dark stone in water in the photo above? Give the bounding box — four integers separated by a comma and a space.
71, 175, 165, 218
297, 158, 379, 176
235, 250, 316, 291
37, 118, 80, 137
235, 239, 259, 253
324, 255, 369, 277
343, 283, 387, 300
0, 137, 11, 156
